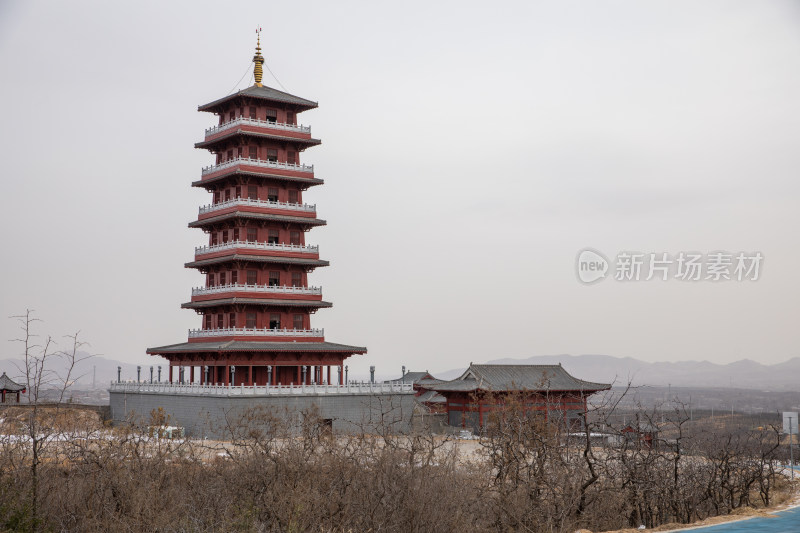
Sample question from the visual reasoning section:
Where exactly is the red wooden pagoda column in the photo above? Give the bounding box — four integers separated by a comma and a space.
327, 366, 331, 385
190, 366, 195, 384
247, 365, 253, 386
168, 366, 173, 383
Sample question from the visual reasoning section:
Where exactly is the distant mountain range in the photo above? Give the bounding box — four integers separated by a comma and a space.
433, 354, 800, 391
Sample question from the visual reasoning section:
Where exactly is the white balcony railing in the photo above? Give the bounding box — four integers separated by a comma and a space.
205, 116, 311, 137
188, 327, 324, 339
201, 157, 314, 177
199, 197, 316, 216
195, 240, 318, 256
192, 283, 322, 297
110, 381, 414, 396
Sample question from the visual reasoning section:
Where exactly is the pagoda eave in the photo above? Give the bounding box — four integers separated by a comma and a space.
198, 85, 318, 114
190, 211, 327, 228
185, 254, 330, 270
192, 170, 324, 189
181, 298, 332, 310
147, 340, 367, 355
195, 130, 321, 149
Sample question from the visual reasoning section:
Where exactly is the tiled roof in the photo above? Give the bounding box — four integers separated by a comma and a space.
0, 372, 25, 392
198, 85, 318, 113
147, 340, 366, 355
192, 172, 324, 189
416, 390, 446, 404
189, 212, 326, 228
430, 364, 610, 393
385, 371, 436, 384
194, 130, 321, 149
186, 255, 330, 269
181, 298, 332, 310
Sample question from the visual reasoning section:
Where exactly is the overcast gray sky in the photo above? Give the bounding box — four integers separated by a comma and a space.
1, 0, 798, 377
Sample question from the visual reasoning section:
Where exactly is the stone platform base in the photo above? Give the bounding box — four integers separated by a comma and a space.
109, 386, 416, 437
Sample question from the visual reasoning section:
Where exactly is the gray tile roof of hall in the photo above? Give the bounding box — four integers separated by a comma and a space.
181, 298, 332, 310
416, 390, 446, 404
198, 85, 318, 113
185, 255, 330, 269
429, 364, 611, 393
188, 211, 326, 228
0, 372, 25, 391
147, 340, 366, 355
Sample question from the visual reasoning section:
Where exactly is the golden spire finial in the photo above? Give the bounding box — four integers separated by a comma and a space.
253, 28, 264, 87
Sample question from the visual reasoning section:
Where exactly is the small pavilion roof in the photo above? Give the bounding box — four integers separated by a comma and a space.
429, 364, 611, 394
385, 371, 438, 384
147, 340, 366, 355
182, 298, 332, 310
0, 372, 25, 392
186, 255, 330, 270
198, 84, 318, 113
189, 212, 326, 229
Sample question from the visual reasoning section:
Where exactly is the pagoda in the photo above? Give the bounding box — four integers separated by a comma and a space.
147, 35, 366, 386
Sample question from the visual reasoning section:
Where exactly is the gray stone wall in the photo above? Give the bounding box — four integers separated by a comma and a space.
109, 390, 416, 437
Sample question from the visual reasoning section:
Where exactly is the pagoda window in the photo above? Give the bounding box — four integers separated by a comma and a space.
246, 312, 257, 328
248, 146, 258, 160
269, 313, 281, 329
287, 111, 295, 125
235, 186, 241, 198
293, 314, 304, 330
226, 149, 233, 161
266, 109, 277, 123
217, 314, 224, 329
266, 149, 278, 162
246, 228, 258, 242
221, 230, 229, 244
211, 233, 218, 246
267, 187, 279, 202
246, 270, 258, 285
267, 229, 279, 244
204, 315, 212, 329
228, 313, 236, 328
288, 190, 298, 204
232, 228, 239, 241
231, 270, 238, 284
268, 271, 280, 286
287, 151, 296, 165
237, 147, 243, 159
207, 273, 215, 287
291, 272, 302, 287
224, 189, 231, 202
249, 106, 257, 119
228, 111, 235, 122
219, 272, 227, 286
290, 231, 301, 245
247, 185, 258, 199
214, 191, 221, 204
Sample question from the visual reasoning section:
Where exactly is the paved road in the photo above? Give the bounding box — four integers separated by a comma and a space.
684, 506, 800, 532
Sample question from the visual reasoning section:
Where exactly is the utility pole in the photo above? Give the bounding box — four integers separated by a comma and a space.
790, 416, 795, 481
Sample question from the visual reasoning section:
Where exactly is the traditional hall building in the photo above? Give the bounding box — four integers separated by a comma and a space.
424, 364, 610, 432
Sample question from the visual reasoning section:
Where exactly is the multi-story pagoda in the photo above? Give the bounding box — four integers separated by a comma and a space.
147, 36, 366, 386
